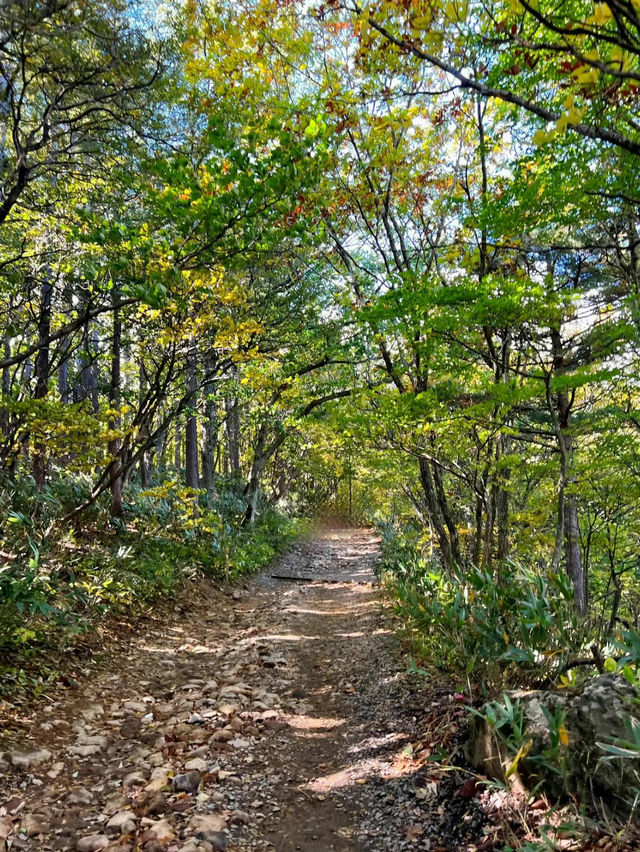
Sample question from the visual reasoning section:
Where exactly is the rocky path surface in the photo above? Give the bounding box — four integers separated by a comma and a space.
0, 528, 484, 852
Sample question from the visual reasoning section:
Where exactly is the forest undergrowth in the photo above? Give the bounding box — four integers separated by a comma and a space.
0, 476, 301, 702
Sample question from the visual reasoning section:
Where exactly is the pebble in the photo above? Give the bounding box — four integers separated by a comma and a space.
19, 813, 48, 837
123, 700, 148, 713
172, 770, 201, 793
80, 705, 105, 722
123, 770, 146, 787
145, 766, 171, 791
67, 788, 93, 805
146, 817, 175, 842
76, 836, 110, 851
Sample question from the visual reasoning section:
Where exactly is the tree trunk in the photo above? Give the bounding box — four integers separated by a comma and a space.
109, 297, 123, 518
550, 328, 587, 615
244, 423, 268, 526
1, 297, 12, 437
432, 457, 462, 563
418, 456, 454, 567
226, 363, 240, 475
58, 349, 69, 403
243, 421, 286, 526
74, 321, 98, 410
496, 433, 511, 562
174, 421, 181, 471
564, 489, 585, 613
185, 342, 199, 489
473, 462, 489, 565
32, 279, 53, 490
483, 483, 496, 569
58, 283, 72, 403
138, 360, 149, 488
156, 422, 168, 472
202, 368, 217, 498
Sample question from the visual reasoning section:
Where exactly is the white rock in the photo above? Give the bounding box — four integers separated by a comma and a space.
76, 836, 110, 851
189, 813, 227, 833
68, 745, 100, 757
106, 810, 137, 834
123, 700, 147, 713
145, 766, 171, 792
67, 788, 93, 805
177, 842, 199, 852
77, 734, 108, 748
46, 761, 65, 779
214, 702, 237, 717
9, 749, 51, 770
184, 757, 207, 772
81, 704, 105, 722
147, 818, 175, 842
123, 770, 146, 787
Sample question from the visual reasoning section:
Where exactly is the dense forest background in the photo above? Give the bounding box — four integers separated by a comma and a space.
2, 0, 640, 714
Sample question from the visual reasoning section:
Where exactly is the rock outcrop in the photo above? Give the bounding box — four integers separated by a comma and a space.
467, 674, 640, 817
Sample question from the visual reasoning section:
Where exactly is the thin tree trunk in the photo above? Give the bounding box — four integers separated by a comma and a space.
418, 456, 454, 567
58, 283, 72, 403
202, 367, 217, 498
174, 421, 181, 471
75, 320, 97, 408
185, 342, 199, 489
496, 433, 511, 562
473, 462, 489, 565
157, 421, 168, 472
483, 483, 496, 569
549, 329, 587, 615
32, 279, 53, 490
109, 297, 123, 517
1, 297, 12, 436
90, 329, 99, 413
138, 360, 149, 488
244, 423, 268, 526
226, 364, 240, 475
432, 459, 462, 564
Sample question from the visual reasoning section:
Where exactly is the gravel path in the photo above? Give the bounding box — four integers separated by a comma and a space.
0, 528, 484, 852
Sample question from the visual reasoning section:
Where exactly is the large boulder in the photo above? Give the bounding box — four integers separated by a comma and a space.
466, 674, 640, 817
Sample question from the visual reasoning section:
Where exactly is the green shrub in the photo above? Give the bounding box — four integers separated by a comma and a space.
380, 525, 584, 688
0, 474, 303, 699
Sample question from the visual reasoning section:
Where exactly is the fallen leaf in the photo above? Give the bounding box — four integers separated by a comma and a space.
454, 777, 479, 799
405, 824, 423, 843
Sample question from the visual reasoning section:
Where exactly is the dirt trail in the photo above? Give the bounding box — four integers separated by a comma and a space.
0, 528, 484, 852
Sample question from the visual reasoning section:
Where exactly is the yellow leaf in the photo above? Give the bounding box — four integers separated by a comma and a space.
611, 45, 624, 63
573, 66, 599, 84
567, 105, 586, 125
506, 739, 532, 779
588, 2, 613, 25
558, 725, 570, 746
